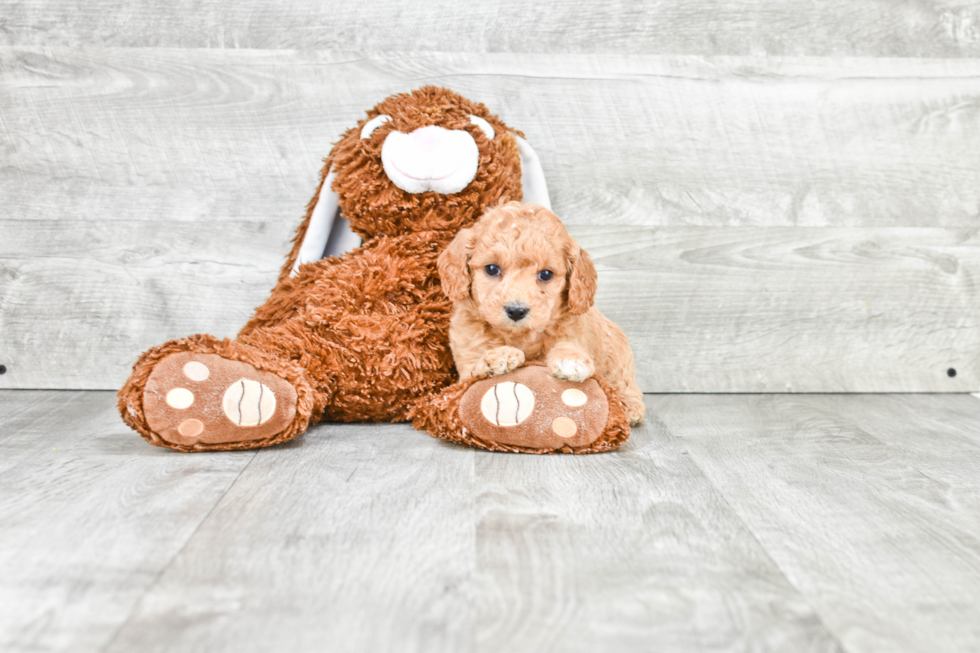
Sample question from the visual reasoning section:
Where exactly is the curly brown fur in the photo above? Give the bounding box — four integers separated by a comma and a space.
240, 231, 459, 422
119, 87, 528, 449
237, 88, 526, 422
409, 362, 632, 454
118, 334, 315, 452
274, 86, 524, 287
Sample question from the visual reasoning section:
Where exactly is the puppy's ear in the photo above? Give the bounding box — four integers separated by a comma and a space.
438, 227, 475, 301
566, 243, 598, 316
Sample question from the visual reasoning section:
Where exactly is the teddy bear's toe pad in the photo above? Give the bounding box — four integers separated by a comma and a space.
460, 366, 609, 450
143, 353, 297, 446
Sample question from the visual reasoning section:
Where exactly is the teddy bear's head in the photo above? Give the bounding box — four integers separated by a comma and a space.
328, 86, 526, 238
286, 87, 551, 279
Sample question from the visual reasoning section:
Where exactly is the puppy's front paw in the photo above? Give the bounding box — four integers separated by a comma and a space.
549, 358, 594, 383
474, 346, 526, 377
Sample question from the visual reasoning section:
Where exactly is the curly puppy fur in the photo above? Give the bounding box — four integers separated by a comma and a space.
119, 87, 526, 449
437, 201, 646, 425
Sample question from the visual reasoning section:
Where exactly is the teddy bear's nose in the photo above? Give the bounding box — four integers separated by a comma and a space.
410, 126, 448, 154
505, 303, 530, 322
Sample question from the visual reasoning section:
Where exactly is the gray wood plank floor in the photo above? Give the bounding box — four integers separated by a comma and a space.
3, 390, 979, 652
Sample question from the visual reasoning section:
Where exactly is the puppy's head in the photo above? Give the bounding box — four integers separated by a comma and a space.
438, 202, 598, 334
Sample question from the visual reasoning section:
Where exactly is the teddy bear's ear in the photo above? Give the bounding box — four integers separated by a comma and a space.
514, 135, 552, 210
291, 169, 363, 276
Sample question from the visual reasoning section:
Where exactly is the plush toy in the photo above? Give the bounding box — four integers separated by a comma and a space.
118, 87, 631, 454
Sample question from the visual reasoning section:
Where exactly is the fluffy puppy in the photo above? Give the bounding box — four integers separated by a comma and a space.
438, 201, 645, 425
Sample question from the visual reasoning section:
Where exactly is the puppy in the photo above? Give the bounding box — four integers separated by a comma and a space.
438, 201, 645, 425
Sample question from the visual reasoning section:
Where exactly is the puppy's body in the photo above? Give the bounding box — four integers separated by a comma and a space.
439, 202, 645, 425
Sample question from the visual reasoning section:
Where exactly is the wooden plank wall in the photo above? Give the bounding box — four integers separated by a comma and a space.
0, 4, 978, 392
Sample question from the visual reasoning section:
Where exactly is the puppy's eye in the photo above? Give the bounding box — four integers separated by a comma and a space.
537, 270, 555, 282
360, 114, 391, 139
485, 264, 501, 277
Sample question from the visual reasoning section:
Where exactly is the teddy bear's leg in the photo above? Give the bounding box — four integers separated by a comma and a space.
238, 310, 456, 425
411, 363, 632, 454
118, 334, 317, 452
120, 297, 452, 450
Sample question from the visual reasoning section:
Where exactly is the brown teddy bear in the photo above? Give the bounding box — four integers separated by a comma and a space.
118, 86, 631, 454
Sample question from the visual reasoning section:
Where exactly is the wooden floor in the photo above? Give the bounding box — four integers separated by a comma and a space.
2, 391, 979, 652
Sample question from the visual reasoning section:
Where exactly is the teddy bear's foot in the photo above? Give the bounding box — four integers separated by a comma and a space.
119, 335, 316, 452
411, 363, 632, 454
142, 352, 298, 448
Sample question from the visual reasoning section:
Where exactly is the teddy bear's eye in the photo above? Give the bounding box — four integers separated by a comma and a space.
469, 115, 495, 140
538, 270, 554, 282
485, 264, 501, 277
360, 114, 391, 139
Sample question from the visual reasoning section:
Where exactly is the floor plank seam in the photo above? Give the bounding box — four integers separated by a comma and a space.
653, 417, 849, 652
96, 450, 261, 653
1, 390, 69, 423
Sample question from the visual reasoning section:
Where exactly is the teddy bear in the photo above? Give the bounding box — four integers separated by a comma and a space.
117, 86, 631, 454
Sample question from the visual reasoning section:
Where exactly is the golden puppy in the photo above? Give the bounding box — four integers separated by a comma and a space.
438, 201, 645, 425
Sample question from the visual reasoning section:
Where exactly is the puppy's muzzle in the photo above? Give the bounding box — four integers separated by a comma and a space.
504, 302, 530, 322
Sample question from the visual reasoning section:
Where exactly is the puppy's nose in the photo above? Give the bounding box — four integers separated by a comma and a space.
505, 303, 530, 322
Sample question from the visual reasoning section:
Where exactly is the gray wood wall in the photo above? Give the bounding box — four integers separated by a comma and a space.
1, 3, 978, 392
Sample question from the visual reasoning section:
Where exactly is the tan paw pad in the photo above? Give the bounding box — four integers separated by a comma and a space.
552, 417, 577, 438
183, 361, 210, 381
178, 419, 204, 438
166, 388, 194, 409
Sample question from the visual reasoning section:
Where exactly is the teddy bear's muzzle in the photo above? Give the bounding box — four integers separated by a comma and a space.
381, 125, 479, 195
